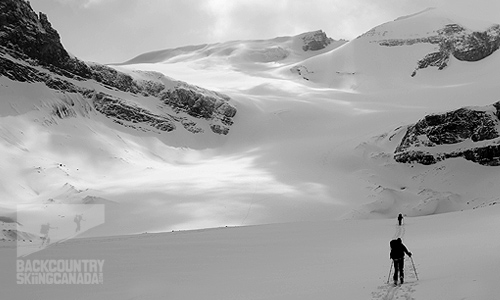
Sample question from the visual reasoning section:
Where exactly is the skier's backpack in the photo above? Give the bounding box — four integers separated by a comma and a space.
390, 239, 399, 259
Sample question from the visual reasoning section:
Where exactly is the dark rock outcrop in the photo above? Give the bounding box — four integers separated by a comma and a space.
411, 24, 500, 76
375, 21, 500, 76
0, 0, 236, 135
301, 30, 334, 51
394, 102, 500, 165
0, 0, 92, 78
0, 0, 69, 66
161, 87, 236, 120
93, 93, 177, 132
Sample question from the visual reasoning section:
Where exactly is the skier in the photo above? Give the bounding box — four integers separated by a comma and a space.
397, 213, 403, 226
390, 238, 412, 285
74, 214, 85, 233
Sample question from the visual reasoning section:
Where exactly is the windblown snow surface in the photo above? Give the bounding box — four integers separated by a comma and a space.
1, 8, 500, 299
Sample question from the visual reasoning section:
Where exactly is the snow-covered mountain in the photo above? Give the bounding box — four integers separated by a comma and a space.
0, 0, 353, 236
0, 0, 243, 235
121, 29, 346, 66
288, 8, 500, 90
1, 2, 500, 232
2, 2, 500, 299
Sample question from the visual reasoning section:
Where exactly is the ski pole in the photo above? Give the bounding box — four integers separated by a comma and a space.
386, 260, 393, 284
410, 256, 419, 280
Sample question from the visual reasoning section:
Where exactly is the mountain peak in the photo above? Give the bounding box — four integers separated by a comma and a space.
0, 0, 69, 66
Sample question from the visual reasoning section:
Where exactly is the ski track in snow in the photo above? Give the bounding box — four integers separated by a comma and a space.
372, 223, 417, 300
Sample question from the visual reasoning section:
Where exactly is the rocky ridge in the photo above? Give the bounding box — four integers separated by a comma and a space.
372, 22, 500, 76
0, 0, 236, 135
394, 102, 500, 165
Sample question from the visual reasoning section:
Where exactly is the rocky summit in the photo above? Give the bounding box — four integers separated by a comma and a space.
394, 102, 500, 165
0, 0, 236, 135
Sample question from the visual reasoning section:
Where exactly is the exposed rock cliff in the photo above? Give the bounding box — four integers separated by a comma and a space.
0, 0, 236, 135
394, 102, 500, 165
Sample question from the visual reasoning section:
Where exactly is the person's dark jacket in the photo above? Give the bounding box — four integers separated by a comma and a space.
390, 238, 412, 260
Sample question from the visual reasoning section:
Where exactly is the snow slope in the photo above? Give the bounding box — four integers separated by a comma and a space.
2, 204, 499, 299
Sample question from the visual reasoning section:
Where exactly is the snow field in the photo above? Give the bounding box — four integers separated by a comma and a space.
2, 204, 499, 299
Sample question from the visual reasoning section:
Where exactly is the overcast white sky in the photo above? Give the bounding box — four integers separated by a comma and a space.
30, 0, 500, 64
